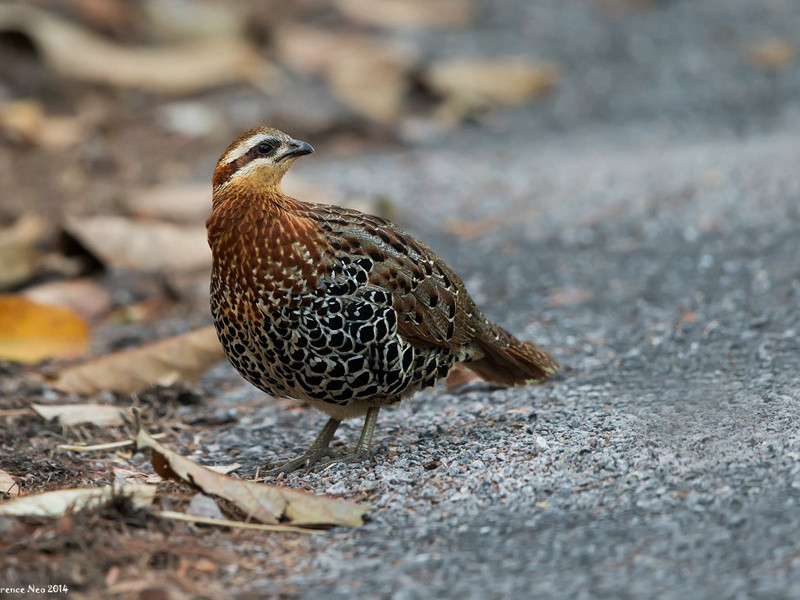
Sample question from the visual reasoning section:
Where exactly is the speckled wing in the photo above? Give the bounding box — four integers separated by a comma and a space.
295, 201, 482, 352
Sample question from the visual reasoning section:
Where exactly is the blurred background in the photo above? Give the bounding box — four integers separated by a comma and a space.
0, 0, 798, 359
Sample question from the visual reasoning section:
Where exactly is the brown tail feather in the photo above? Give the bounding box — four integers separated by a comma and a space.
467, 324, 559, 386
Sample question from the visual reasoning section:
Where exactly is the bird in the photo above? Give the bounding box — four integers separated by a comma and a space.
206, 126, 559, 474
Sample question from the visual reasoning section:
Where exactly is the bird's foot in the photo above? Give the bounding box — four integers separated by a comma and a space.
262, 447, 336, 477
317, 448, 373, 470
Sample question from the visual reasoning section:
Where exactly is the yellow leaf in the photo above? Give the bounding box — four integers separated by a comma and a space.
0, 296, 89, 363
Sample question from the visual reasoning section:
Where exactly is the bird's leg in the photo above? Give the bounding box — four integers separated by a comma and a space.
264, 415, 341, 476
320, 406, 380, 468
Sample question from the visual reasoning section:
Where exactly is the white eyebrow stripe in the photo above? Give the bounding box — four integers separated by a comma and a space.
222, 133, 271, 164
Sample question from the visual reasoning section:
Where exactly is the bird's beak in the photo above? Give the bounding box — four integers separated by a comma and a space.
281, 139, 315, 161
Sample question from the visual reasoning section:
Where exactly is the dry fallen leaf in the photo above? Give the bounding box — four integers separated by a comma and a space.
0, 99, 43, 145
75, 0, 137, 37
31, 403, 131, 427
679, 309, 700, 324
62, 215, 210, 271
58, 432, 168, 453
442, 214, 507, 241
0, 470, 20, 497
548, 287, 595, 307
333, 0, 474, 29
0, 5, 271, 94
425, 57, 561, 124
112, 467, 153, 488
0, 214, 47, 290
137, 427, 367, 527
744, 38, 797, 71
23, 278, 113, 322
142, 0, 244, 41
152, 510, 322, 534
445, 365, 483, 389
0, 296, 90, 363
274, 26, 416, 123
124, 183, 210, 222
326, 40, 413, 123
206, 463, 242, 475
0, 484, 156, 518
51, 325, 225, 395
0, 99, 84, 148
273, 24, 341, 75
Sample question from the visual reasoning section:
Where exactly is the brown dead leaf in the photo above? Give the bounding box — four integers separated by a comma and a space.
51, 326, 225, 395
75, 0, 138, 37
0, 470, 21, 497
425, 58, 561, 124
0, 4, 272, 94
327, 41, 413, 122
0, 214, 47, 290
273, 24, 341, 74
679, 309, 699, 324
142, 0, 244, 41
0, 296, 89, 363
445, 365, 482, 389
152, 510, 323, 534
442, 214, 507, 241
548, 287, 595, 307
0, 99, 43, 145
0, 484, 156, 518
31, 403, 131, 427
206, 464, 242, 475
744, 38, 797, 71
0, 99, 84, 148
125, 183, 210, 222
136, 427, 367, 527
274, 26, 416, 122
112, 467, 153, 488
58, 432, 168, 453
333, 0, 474, 29
24, 278, 113, 322
63, 215, 210, 271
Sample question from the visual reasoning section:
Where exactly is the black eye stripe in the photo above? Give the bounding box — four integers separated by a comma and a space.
258, 141, 276, 154
248, 139, 279, 159
218, 136, 282, 186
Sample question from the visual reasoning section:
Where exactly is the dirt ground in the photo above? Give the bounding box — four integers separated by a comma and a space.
2, 0, 800, 599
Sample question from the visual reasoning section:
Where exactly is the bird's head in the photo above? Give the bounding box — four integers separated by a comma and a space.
211, 127, 314, 196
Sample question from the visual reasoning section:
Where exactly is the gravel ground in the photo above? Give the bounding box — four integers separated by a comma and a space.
194, 1, 800, 598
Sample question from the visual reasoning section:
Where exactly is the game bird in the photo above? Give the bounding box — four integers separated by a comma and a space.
207, 127, 558, 474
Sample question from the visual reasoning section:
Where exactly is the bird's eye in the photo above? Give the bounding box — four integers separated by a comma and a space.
256, 141, 277, 155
